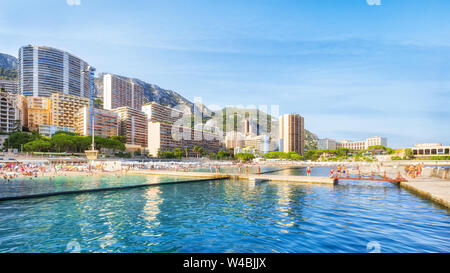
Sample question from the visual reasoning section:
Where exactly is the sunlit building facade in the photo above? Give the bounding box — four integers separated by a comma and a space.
26, 97, 51, 131
279, 114, 305, 155
0, 91, 22, 132
75, 106, 119, 138
18, 45, 90, 98
103, 74, 143, 111
111, 106, 148, 148
50, 92, 90, 129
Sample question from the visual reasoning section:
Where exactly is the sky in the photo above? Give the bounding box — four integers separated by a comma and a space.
0, 0, 449, 148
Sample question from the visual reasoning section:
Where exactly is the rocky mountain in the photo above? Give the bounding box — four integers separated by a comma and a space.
95, 73, 211, 116
305, 130, 319, 151
209, 106, 277, 135
0, 53, 18, 80
0, 53, 17, 70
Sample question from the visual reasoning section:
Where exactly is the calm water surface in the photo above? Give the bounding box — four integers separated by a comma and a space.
0, 171, 449, 253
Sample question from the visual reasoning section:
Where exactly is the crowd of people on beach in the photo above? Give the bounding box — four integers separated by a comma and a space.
0, 162, 93, 181
404, 163, 424, 179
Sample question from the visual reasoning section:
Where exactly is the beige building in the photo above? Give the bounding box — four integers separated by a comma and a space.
244, 134, 270, 155
148, 122, 223, 157
103, 74, 143, 111
412, 143, 450, 157
111, 106, 148, 148
336, 136, 388, 150
279, 114, 304, 155
142, 102, 183, 124
75, 106, 119, 138
225, 131, 245, 150
26, 97, 51, 131
50, 92, 90, 129
0, 91, 22, 132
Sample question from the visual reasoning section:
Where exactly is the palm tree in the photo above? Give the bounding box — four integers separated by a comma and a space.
197, 147, 203, 158
192, 145, 199, 158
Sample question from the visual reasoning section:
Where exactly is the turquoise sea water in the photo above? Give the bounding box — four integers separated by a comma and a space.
0, 175, 193, 199
0, 171, 449, 253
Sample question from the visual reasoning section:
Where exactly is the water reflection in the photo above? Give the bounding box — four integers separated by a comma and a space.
0, 174, 449, 253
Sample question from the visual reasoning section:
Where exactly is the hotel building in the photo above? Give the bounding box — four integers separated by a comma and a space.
148, 122, 223, 157
0, 80, 18, 94
103, 74, 143, 111
75, 106, 119, 138
142, 102, 183, 124
111, 106, 148, 148
279, 114, 305, 155
50, 92, 90, 129
412, 143, 450, 157
336, 136, 388, 150
26, 97, 51, 131
18, 45, 90, 98
0, 91, 22, 132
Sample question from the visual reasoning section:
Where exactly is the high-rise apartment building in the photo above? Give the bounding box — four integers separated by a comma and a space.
0, 91, 22, 133
111, 106, 148, 148
26, 97, 51, 131
142, 102, 183, 124
18, 45, 90, 98
0, 80, 18, 94
50, 92, 90, 129
279, 114, 305, 155
103, 74, 143, 111
75, 106, 119, 138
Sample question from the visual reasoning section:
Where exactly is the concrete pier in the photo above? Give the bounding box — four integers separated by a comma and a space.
130, 170, 336, 184
128, 170, 230, 179
242, 174, 335, 184
400, 178, 450, 209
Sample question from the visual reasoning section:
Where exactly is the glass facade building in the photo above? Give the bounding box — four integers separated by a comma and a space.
18, 45, 90, 98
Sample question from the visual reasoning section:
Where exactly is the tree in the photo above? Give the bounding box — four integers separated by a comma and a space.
193, 145, 201, 158
184, 147, 189, 158
404, 148, 414, 159
235, 152, 255, 162
197, 147, 204, 158
111, 135, 126, 144
174, 148, 183, 159
51, 133, 75, 152
217, 150, 226, 160
24, 140, 51, 152
3, 132, 38, 151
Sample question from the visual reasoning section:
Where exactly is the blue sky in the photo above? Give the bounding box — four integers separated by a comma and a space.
0, 0, 449, 147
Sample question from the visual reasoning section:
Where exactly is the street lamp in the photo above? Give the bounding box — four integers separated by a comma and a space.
82, 66, 98, 163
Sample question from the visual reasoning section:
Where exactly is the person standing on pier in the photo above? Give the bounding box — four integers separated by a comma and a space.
306, 166, 311, 176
